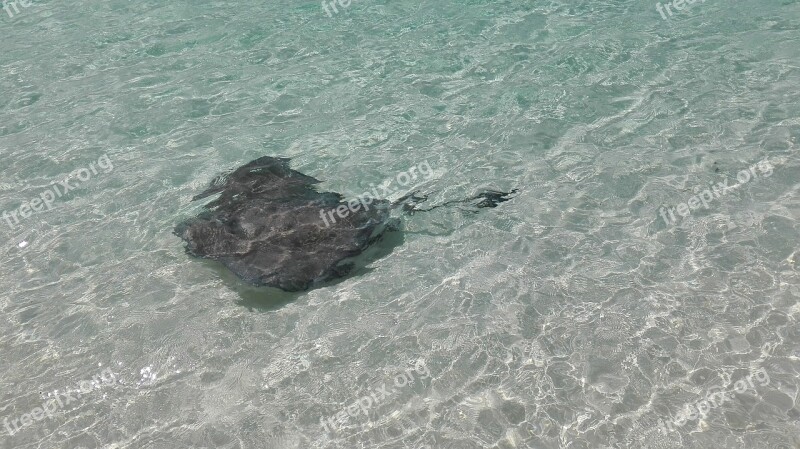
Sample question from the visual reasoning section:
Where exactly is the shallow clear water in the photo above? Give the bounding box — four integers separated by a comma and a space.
1, 0, 799, 448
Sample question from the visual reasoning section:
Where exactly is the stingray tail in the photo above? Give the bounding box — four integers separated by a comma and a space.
393, 189, 519, 215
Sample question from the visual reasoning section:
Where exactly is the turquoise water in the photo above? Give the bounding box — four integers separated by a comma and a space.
1, 0, 800, 447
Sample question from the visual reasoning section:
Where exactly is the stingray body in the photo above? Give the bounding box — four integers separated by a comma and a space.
176, 156, 515, 291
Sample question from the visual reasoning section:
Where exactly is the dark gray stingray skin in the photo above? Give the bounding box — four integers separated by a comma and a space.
175, 156, 393, 291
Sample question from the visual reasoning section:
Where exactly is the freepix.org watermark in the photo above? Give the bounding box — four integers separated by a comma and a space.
655, 0, 707, 20
657, 367, 770, 434
2, 0, 32, 19
2, 154, 114, 229
319, 160, 436, 228
320, 359, 431, 433
3, 367, 117, 436
321, 0, 357, 17
658, 158, 773, 227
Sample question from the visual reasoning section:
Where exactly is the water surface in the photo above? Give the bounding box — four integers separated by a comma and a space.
1, 0, 799, 448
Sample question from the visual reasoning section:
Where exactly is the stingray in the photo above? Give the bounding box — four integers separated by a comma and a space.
175, 156, 516, 292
